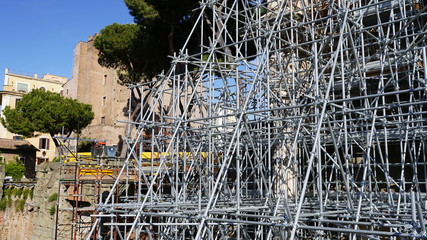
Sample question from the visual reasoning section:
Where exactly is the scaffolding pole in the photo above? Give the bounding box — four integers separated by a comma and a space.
88, 0, 427, 239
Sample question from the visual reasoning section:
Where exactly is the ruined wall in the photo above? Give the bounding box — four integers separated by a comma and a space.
0, 163, 59, 240
0, 204, 34, 240
31, 163, 60, 239
0, 166, 4, 198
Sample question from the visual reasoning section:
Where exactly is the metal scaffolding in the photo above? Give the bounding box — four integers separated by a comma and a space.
55, 138, 132, 240
88, 0, 427, 239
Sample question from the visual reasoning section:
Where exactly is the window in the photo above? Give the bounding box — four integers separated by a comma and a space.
39, 86, 46, 91
15, 98, 21, 107
102, 96, 106, 106
39, 138, 50, 150
0, 156, 4, 164
101, 116, 106, 124
16, 82, 29, 93
13, 135, 22, 140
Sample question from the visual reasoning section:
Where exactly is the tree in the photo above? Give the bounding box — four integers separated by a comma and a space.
94, 23, 168, 85
94, 0, 200, 85
94, 1, 198, 124
124, 0, 199, 57
1, 89, 94, 147
95, 1, 258, 85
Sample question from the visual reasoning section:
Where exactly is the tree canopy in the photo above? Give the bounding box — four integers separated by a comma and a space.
1, 89, 94, 147
94, 23, 168, 85
124, 0, 199, 56
94, 0, 199, 85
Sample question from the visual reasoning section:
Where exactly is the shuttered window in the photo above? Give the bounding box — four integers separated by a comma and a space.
39, 138, 50, 150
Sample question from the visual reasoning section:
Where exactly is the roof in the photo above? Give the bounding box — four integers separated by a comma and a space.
0, 138, 39, 152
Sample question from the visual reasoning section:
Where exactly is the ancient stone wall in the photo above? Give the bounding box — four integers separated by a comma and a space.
0, 166, 4, 198
0, 163, 59, 240
31, 163, 60, 239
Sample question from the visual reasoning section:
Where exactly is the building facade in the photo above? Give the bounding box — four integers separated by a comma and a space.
62, 36, 128, 147
0, 68, 67, 163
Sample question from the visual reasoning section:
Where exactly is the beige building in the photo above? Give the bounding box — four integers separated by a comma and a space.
0, 68, 67, 163
62, 36, 128, 147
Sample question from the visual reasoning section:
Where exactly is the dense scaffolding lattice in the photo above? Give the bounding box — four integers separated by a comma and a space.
88, 0, 427, 239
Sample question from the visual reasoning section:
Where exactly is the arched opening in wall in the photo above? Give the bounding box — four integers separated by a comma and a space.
39, 86, 46, 91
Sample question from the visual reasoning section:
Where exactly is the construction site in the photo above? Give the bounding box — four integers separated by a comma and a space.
52, 0, 427, 239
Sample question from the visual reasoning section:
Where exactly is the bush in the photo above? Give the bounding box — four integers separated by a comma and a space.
0, 198, 7, 211
5, 162, 25, 181
49, 205, 56, 216
15, 199, 25, 212
48, 193, 58, 202
52, 157, 60, 162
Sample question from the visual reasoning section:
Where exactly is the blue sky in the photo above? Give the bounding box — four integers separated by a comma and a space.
0, 0, 133, 89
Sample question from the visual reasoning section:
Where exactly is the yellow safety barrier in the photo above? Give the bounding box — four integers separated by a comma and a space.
79, 169, 113, 176
63, 152, 93, 163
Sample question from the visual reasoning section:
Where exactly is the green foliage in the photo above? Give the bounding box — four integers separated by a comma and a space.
0, 188, 31, 212
52, 157, 60, 163
23, 189, 30, 200
15, 188, 23, 198
49, 205, 56, 216
29, 189, 34, 200
0, 89, 94, 146
7, 197, 12, 208
0, 198, 7, 211
11, 188, 17, 196
15, 199, 25, 212
124, 0, 199, 52
48, 193, 58, 202
77, 138, 92, 152
5, 162, 25, 181
94, 23, 160, 84
94, 0, 199, 85
4, 188, 12, 198
96, 1, 258, 87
